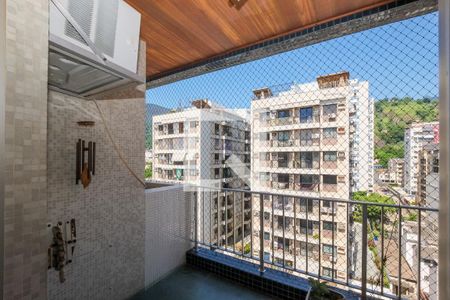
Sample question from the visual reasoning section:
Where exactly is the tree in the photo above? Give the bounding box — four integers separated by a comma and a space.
352, 191, 396, 225
374, 97, 438, 167
144, 162, 152, 179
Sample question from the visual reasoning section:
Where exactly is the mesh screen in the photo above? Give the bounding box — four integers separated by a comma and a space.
146, 12, 439, 300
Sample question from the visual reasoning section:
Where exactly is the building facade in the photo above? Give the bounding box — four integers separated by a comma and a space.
417, 143, 439, 208
152, 100, 252, 249
250, 72, 374, 280
404, 122, 439, 195
388, 158, 404, 186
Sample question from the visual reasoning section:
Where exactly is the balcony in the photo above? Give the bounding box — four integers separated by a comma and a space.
4, 1, 447, 300
186, 187, 438, 300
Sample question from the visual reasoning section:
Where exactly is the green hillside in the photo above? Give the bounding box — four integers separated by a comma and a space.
374, 97, 438, 166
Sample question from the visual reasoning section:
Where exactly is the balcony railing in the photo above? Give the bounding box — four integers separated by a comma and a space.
191, 186, 439, 300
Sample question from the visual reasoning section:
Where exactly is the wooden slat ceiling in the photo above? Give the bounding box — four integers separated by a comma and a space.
125, 0, 395, 80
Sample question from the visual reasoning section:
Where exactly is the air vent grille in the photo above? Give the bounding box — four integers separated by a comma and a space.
64, 0, 93, 45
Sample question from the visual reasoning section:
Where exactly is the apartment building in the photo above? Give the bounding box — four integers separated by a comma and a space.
250, 72, 374, 280
152, 100, 252, 248
404, 122, 439, 195
388, 158, 404, 186
417, 143, 439, 208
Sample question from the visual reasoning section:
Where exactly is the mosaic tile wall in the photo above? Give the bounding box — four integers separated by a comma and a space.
145, 185, 193, 288
3, 0, 49, 298
47, 92, 145, 300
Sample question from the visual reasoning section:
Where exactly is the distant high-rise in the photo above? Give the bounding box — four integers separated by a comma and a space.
152, 100, 252, 249
403, 122, 439, 195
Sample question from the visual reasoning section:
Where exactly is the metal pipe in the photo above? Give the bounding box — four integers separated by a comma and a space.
361, 204, 368, 300
272, 195, 274, 264
233, 191, 236, 253
194, 191, 198, 252
249, 192, 253, 257
202, 188, 205, 244
259, 193, 265, 274
225, 190, 228, 251
306, 198, 309, 274
417, 210, 422, 300
194, 185, 438, 212
294, 197, 297, 270
381, 206, 385, 295
242, 192, 245, 256
209, 190, 212, 247
332, 201, 335, 282
318, 199, 322, 279
282, 196, 286, 268
346, 201, 350, 286
398, 207, 402, 299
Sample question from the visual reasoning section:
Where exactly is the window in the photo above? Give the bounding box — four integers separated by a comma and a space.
323, 151, 337, 161
299, 198, 313, 212
323, 104, 337, 115
264, 232, 270, 240
323, 221, 336, 231
323, 175, 337, 184
168, 123, 174, 134
278, 131, 290, 141
300, 129, 312, 140
158, 125, 163, 131
277, 110, 290, 118
323, 127, 337, 139
300, 174, 314, 184
299, 219, 313, 234
322, 244, 336, 255
278, 152, 288, 167
278, 173, 289, 183
214, 123, 220, 135
300, 152, 313, 168
263, 252, 271, 262
179, 122, 184, 133
300, 107, 313, 123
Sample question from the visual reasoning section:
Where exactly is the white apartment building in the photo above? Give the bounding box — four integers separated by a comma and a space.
388, 158, 404, 186
404, 122, 439, 195
250, 72, 374, 280
152, 100, 252, 249
417, 143, 439, 208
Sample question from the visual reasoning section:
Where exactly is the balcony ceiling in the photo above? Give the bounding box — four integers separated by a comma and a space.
125, 0, 395, 81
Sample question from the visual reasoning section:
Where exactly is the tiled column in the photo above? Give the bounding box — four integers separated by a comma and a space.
1, 0, 6, 296
3, 0, 49, 298
439, 0, 450, 299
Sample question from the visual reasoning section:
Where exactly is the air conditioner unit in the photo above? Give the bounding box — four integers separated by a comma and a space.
48, 0, 144, 97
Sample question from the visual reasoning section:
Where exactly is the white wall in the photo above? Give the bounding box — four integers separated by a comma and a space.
144, 185, 193, 288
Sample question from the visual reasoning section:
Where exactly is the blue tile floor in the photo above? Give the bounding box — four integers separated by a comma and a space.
132, 265, 277, 300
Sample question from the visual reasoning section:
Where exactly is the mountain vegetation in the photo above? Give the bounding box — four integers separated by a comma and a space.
374, 97, 438, 166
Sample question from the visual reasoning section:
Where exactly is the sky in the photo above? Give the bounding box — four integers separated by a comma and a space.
146, 12, 438, 111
